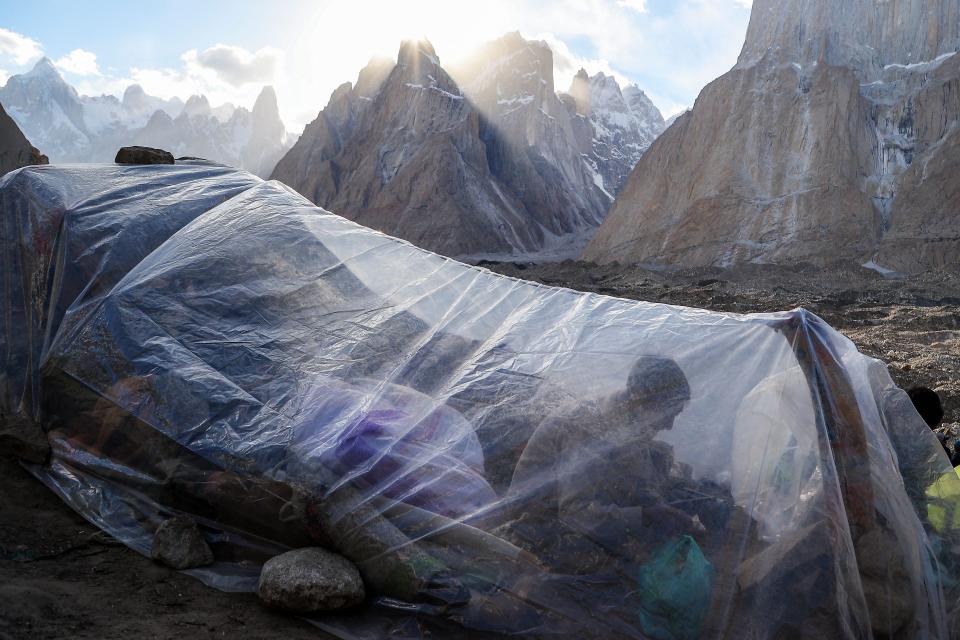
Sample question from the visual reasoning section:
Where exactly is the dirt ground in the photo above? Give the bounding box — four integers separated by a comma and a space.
2, 260, 958, 639
0, 453, 332, 639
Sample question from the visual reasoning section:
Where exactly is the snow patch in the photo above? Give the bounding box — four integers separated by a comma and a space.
883, 51, 957, 71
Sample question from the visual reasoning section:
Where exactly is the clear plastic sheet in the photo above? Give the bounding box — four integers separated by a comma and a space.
3, 162, 960, 639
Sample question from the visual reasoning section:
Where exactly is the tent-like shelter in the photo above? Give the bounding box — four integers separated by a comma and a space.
2, 161, 959, 639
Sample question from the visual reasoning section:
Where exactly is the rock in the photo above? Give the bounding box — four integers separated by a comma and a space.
28, 146, 48, 165
150, 516, 214, 569
0, 414, 50, 464
257, 547, 365, 612
115, 146, 174, 165
0, 102, 45, 178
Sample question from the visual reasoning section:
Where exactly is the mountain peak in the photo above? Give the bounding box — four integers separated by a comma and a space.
121, 84, 147, 108
32, 57, 57, 72
183, 94, 211, 117
24, 57, 63, 81
254, 85, 277, 104
252, 85, 279, 120
398, 38, 438, 66
394, 38, 456, 92
355, 56, 395, 98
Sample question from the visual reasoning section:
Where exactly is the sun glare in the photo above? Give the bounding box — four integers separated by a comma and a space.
308, 0, 511, 65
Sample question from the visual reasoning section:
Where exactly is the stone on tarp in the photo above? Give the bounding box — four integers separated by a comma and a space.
0, 414, 50, 464
115, 146, 174, 165
150, 515, 214, 569
29, 147, 48, 165
257, 547, 365, 612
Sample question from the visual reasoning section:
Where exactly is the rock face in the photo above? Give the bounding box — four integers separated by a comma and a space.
257, 548, 365, 612
274, 40, 546, 258
584, 0, 960, 273
0, 102, 47, 177
0, 60, 294, 177
273, 34, 657, 260
452, 33, 613, 236
566, 69, 665, 195
115, 146, 174, 165
150, 516, 214, 569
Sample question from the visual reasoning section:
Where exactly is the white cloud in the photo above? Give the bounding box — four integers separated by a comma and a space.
535, 33, 632, 91
496, 0, 751, 119
187, 44, 282, 87
0, 69, 8, 87
617, 0, 648, 13
91, 48, 267, 114
0, 27, 42, 66
54, 49, 101, 76
73, 74, 134, 98
0, 2, 754, 133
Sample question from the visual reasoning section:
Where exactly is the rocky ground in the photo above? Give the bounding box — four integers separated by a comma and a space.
0, 454, 332, 639
2, 261, 958, 638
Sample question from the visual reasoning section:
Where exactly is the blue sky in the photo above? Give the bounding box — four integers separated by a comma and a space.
0, 0, 752, 130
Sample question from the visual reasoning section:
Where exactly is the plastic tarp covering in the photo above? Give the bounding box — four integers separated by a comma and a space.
3, 162, 960, 639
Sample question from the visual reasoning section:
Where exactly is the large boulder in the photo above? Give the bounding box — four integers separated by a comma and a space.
257, 547, 365, 612
115, 146, 174, 165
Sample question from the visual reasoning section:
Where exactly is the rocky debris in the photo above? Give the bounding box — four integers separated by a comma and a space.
115, 146, 175, 165
150, 516, 214, 569
0, 414, 50, 464
584, 0, 960, 274
257, 547, 365, 612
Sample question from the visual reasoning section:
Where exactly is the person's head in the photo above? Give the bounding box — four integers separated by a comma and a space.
619, 356, 691, 434
908, 386, 944, 429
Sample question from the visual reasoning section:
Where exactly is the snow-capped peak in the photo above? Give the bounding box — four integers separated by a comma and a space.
182, 95, 212, 117
25, 57, 61, 80
564, 69, 665, 195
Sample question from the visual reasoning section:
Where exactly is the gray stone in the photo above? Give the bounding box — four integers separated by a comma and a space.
150, 516, 214, 569
257, 547, 365, 612
115, 146, 174, 165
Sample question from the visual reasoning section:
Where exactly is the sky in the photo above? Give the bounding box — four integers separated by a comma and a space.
0, 0, 753, 131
